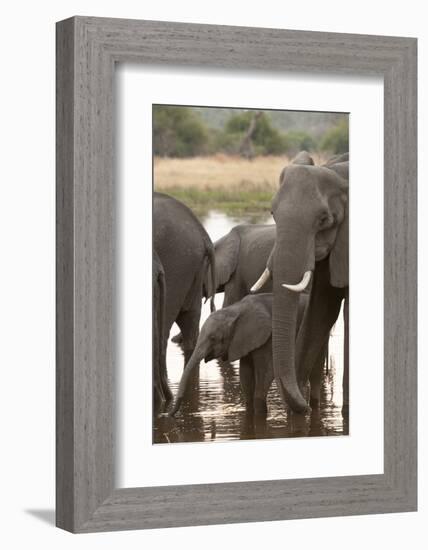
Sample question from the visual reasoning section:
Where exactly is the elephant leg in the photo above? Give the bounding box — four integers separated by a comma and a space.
239, 356, 255, 410
251, 343, 273, 415
175, 308, 201, 412
153, 375, 165, 413
153, 343, 168, 409
154, 354, 172, 407
158, 334, 172, 404
342, 296, 349, 411
176, 308, 201, 365
296, 261, 344, 390
153, 302, 164, 410
309, 339, 329, 407
309, 348, 324, 408
325, 339, 330, 374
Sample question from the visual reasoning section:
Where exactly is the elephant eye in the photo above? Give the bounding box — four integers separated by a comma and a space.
318, 213, 331, 227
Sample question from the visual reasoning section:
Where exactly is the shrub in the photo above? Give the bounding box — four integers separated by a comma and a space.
222, 111, 288, 155
319, 119, 349, 154
153, 106, 209, 157
210, 130, 242, 155
285, 130, 316, 153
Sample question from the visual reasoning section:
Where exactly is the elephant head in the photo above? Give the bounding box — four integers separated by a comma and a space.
253, 153, 349, 413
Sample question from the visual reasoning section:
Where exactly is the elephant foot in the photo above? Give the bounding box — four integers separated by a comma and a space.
154, 381, 173, 409
297, 379, 310, 401
253, 398, 268, 416
161, 382, 173, 403
168, 397, 183, 417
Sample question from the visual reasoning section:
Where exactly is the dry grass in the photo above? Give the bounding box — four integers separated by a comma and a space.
154, 154, 286, 192
153, 153, 328, 216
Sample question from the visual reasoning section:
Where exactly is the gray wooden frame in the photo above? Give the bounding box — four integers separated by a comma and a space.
56, 16, 417, 533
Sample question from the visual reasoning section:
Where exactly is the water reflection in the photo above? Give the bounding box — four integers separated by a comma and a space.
153, 210, 348, 444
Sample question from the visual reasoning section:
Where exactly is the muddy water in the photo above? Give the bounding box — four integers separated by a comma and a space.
153, 211, 348, 444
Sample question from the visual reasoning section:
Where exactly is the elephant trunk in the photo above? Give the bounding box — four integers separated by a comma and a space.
169, 347, 206, 416
272, 225, 312, 413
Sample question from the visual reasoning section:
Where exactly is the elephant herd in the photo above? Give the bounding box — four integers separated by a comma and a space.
153, 151, 349, 421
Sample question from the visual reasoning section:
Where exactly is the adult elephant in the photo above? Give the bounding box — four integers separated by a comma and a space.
154, 192, 216, 404
252, 153, 349, 413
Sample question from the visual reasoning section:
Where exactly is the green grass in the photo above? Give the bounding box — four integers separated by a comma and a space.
155, 185, 272, 219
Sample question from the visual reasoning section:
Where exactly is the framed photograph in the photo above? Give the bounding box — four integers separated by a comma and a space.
56, 16, 417, 532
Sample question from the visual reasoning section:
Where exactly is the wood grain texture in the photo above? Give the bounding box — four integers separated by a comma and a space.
56, 18, 75, 531
56, 16, 417, 533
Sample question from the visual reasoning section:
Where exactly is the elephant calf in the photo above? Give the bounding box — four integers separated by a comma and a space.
170, 293, 307, 416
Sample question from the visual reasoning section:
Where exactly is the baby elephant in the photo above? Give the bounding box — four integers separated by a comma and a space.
170, 293, 307, 416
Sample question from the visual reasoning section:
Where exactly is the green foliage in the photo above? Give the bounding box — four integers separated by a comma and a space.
222, 111, 289, 155
153, 106, 209, 157
285, 130, 316, 153
161, 186, 272, 219
319, 119, 349, 154
153, 105, 348, 158
212, 130, 243, 155
224, 111, 254, 133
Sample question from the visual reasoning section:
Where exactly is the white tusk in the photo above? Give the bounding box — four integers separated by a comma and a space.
282, 271, 312, 292
251, 268, 271, 292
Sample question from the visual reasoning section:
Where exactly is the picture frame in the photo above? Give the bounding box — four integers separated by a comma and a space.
56, 16, 417, 533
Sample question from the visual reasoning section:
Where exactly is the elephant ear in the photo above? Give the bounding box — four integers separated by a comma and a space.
291, 151, 314, 166
228, 296, 272, 362
214, 228, 240, 289
328, 161, 349, 181
324, 152, 349, 167
329, 196, 349, 288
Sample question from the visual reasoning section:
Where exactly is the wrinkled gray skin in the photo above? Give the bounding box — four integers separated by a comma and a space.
324, 152, 349, 167
264, 152, 349, 414
154, 193, 216, 406
285, 150, 315, 167
211, 221, 329, 391
170, 293, 308, 416
153, 251, 168, 408
214, 224, 275, 305
171, 223, 275, 345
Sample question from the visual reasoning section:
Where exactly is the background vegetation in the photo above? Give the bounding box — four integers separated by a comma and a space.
153, 105, 348, 158
153, 105, 349, 217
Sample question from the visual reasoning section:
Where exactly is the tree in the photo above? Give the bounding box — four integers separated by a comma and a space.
238, 111, 263, 158
153, 106, 209, 157
222, 111, 288, 156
